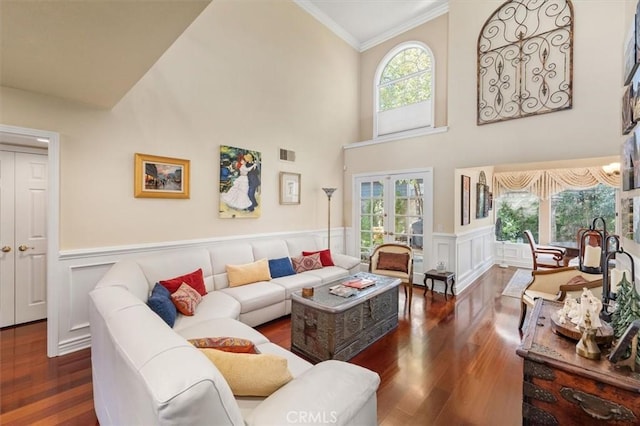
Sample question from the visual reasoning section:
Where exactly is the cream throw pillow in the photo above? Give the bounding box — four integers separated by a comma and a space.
226, 258, 272, 287
199, 349, 293, 396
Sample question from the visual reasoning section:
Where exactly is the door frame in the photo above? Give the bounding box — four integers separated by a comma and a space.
0, 124, 60, 357
351, 167, 433, 284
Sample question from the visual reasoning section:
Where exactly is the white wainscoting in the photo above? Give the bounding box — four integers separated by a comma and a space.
50, 229, 347, 356
494, 241, 535, 269
454, 226, 495, 295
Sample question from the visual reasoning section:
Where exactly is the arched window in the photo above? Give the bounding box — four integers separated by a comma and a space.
374, 42, 434, 138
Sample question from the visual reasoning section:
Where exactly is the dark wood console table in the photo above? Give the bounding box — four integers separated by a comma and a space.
517, 299, 640, 425
423, 269, 455, 297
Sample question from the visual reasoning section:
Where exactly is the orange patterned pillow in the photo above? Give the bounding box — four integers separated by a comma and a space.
170, 282, 202, 316
188, 337, 258, 354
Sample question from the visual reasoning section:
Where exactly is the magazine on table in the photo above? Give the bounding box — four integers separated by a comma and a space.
342, 277, 375, 289
329, 284, 358, 298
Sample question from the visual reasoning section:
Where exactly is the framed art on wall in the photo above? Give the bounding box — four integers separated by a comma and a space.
279, 172, 300, 205
623, 84, 636, 135
134, 153, 190, 199
219, 145, 262, 218
461, 175, 471, 226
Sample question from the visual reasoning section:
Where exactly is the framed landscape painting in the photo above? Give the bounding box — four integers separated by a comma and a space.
134, 153, 190, 199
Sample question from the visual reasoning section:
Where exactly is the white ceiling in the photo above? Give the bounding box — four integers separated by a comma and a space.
295, 0, 449, 51
0, 0, 447, 110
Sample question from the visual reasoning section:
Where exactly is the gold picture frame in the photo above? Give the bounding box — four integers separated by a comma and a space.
134, 153, 190, 199
279, 172, 301, 205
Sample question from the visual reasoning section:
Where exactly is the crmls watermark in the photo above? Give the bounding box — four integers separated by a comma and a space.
285, 411, 338, 424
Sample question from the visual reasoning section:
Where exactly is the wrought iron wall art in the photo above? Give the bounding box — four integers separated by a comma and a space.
477, 0, 574, 125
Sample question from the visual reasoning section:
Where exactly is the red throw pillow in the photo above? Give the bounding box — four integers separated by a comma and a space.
302, 249, 334, 267
376, 252, 409, 273
170, 283, 202, 316
160, 268, 207, 296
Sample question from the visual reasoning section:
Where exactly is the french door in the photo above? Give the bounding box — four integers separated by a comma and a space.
354, 170, 432, 281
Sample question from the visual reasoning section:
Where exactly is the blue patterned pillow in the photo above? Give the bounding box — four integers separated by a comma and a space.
148, 283, 177, 327
268, 257, 296, 278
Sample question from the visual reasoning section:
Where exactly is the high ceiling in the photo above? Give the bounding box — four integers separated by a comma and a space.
296, 0, 448, 51
0, 0, 447, 110
0, 0, 211, 109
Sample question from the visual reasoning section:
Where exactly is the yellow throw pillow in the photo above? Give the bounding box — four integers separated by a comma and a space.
199, 349, 293, 396
226, 258, 272, 287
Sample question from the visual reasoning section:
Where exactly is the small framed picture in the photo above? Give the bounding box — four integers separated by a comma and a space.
134, 153, 190, 199
461, 175, 471, 226
279, 172, 301, 205
623, 84, 636, 135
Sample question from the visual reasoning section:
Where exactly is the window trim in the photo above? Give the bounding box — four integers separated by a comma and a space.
373, 41, 435, 139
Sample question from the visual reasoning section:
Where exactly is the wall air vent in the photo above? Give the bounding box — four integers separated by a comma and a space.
279, 148, 295, 162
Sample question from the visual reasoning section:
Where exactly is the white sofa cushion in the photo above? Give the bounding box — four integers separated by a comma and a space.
303, 266, 350, 283
136, 249, 216, 293
270, 273, 321, 299
173, 292, 242, 332
251, 240, 290, 261
176, 317, 270, 346
221, 282, 285, 314
210, 244, 256, 290
284, 236, 323, 257
245, 360, 380, 426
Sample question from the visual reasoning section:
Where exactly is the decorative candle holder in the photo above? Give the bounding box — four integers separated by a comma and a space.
302, 287, 314, 298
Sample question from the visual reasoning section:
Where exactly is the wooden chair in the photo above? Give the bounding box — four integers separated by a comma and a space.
523, 230, 565, 270
369, 243, 414, 310
518, 266, 603, 329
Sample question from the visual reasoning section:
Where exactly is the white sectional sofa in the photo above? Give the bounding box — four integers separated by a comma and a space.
89, 236, 380, 425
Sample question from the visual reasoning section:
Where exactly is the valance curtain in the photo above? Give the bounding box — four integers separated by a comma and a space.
493, 167, 620, 200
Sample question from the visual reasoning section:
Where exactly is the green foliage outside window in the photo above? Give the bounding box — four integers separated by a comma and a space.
496, 194, 539, 242
551, 185, 616, 242
379, 47, 432, 112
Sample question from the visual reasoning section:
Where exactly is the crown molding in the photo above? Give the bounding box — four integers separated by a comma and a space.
360, 2, 449, 52
293, 0, 361, 50
294, 0, 449, 52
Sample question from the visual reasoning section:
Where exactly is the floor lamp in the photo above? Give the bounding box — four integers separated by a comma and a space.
322, 188, 337, 249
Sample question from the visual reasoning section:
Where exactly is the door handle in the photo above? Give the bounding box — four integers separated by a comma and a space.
1, 246, 11, 253
18, 245, 33, 252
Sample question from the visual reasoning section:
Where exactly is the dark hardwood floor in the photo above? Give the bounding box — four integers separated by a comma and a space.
1, 266, 523, 425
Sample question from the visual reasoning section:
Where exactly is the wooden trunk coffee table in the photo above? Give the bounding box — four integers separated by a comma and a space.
290, 272, 400, 363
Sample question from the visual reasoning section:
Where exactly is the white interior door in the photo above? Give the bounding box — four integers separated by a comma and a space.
0, 151, 16, 327
355, 171, 432, 281
0, 151, 48, 326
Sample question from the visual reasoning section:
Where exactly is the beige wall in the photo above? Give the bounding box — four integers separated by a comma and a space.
358, 13, 449, 140
1, 0, 359, 249
346, 1, 627, 234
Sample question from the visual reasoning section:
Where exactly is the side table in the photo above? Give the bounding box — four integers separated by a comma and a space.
423, 269, 455, 297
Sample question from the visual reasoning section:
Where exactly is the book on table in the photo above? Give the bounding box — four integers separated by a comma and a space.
342, 278, 375, 289
329, 284, 358, 298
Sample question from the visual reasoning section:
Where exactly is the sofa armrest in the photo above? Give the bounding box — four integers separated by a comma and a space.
331, 253, 361, 272
245, 360, 380, 426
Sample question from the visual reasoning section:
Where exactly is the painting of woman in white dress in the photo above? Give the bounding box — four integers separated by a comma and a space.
219, 145, 261, 218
